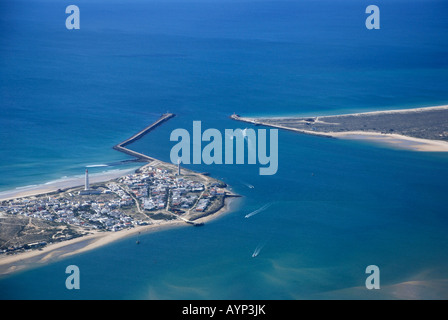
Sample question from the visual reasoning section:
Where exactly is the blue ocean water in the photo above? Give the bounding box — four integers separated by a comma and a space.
1, 0, 448, 299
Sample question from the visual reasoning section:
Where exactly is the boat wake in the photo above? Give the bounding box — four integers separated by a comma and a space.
238, 179, 255, 189
252, 243, 265, 258
245, 203, 272, 219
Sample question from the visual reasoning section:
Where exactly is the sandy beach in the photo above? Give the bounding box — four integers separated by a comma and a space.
330, 131, 448, 152
251, 120, 448, 152
0, 221, 181, 276
326, 104, 448, 117
0, 167, 140, 202
233, 105, 448, 152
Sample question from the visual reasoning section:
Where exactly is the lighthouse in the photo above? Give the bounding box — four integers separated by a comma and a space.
85, 169, 90, 191
79, 169, 100, 195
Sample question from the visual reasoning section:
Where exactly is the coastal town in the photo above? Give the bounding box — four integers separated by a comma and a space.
0, 161, 232, 256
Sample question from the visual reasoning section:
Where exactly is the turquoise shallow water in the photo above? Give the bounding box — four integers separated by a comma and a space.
1, 0, 448, 299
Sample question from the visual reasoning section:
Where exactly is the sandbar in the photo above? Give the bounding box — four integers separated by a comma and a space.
231, 105, 448, 152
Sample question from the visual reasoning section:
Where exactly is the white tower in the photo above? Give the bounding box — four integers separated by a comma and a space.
85, 169, 89, 191
177, 158, 181, 175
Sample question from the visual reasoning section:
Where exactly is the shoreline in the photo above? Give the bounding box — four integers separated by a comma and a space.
251, 104, 448, 120
0, 219, 184, 276
232, 105, 448, 152
0, 167, 141, 202
330, 131, 448, 152
0, 113, 240, 276
0, 181, 240, 277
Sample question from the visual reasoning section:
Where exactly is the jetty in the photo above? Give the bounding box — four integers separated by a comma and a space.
113, 113, 175, 162
230, 113, 333, 138
178, 215, 205, 227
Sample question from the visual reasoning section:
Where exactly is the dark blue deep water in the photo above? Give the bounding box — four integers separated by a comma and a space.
1, 0, 448, 299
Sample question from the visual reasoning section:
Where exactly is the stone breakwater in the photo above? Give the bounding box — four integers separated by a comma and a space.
113, 113, 176, 161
